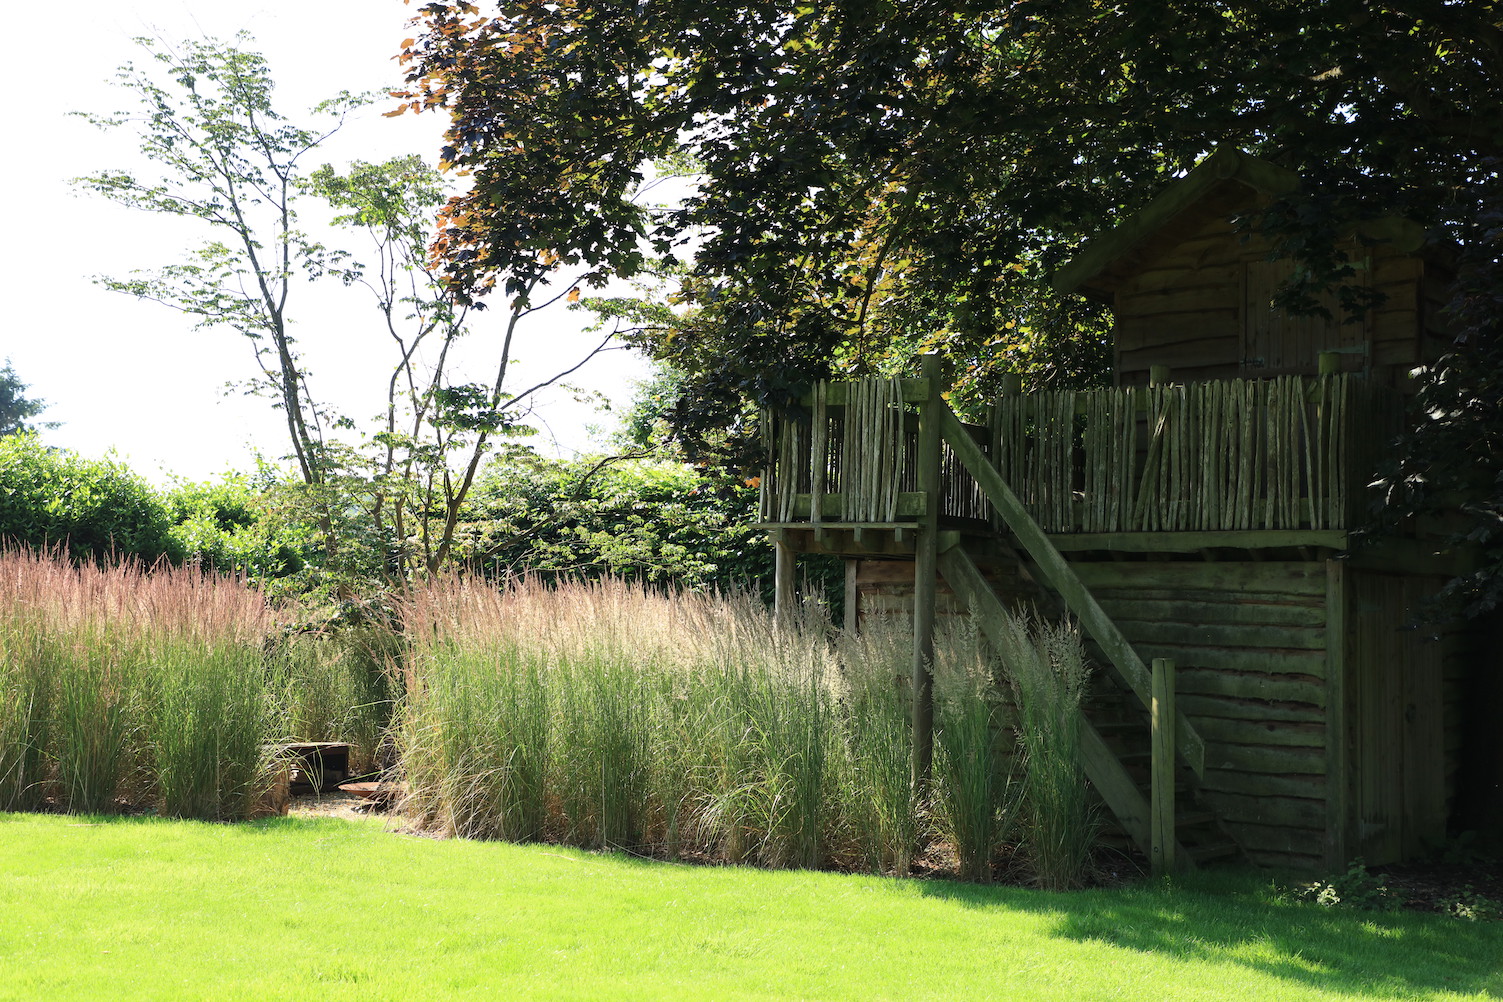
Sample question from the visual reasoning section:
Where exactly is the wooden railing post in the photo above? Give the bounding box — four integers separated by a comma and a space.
1151, 657, 1177, 875
912, 353, 945, 792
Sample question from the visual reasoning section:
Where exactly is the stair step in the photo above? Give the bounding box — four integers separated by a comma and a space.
1090, 720, 1142, 734
1174, 810, 1217, 829
1187, 840, 1241, 863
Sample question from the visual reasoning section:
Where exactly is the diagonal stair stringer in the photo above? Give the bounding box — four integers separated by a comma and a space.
938, 407, 1206, 777
937, 546, 1177, 862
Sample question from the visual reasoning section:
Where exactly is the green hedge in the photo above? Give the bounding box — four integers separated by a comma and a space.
0, 433, 178, 563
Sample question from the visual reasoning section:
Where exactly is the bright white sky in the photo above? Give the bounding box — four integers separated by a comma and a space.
2, 0, 651, 484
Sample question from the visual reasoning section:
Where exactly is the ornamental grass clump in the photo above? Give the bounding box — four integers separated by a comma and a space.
0, 548, 279, 819
700, 609, 841, 870
399, 583, 552, 841
1000, 610, 1098, 890
52, 642, 135, 813
0, 623, 55, 812
398, 575, 1098, 883
399, 577, 852, 868
268, 625, 402, 775
834, 621, 916, 875
932, 621, 1021, 883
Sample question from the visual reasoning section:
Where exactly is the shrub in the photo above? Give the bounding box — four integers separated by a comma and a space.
1285, 859, 1400, 912
0, 434, 179, 564
163, 474, 309, 582
459, 456, 847, 616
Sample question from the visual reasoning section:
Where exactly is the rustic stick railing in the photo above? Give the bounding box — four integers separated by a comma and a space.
991, 374, 1399, 533
761, 372, 1394, 536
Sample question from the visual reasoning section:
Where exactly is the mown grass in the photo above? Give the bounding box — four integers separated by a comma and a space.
1, 812, 1499, 1002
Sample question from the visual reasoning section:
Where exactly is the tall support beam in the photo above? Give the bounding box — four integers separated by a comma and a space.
912, 353, 945, 792
1324, 558, 1349, 869
1151, 657, 1177, 876
774, 535, 795, 625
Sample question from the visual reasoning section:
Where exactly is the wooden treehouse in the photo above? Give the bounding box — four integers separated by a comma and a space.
758, 150, 1488, 872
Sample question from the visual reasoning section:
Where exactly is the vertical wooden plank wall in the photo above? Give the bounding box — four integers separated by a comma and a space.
1336, 570, 1446, 865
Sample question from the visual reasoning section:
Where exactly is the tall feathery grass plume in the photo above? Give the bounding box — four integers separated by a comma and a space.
999, 609, 1098, 890
0, 547, 278, 819
834, 619, 917, 875
932, 618, 1021, 883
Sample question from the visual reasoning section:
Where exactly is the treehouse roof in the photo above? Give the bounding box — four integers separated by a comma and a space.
1053, 148, 1428, 302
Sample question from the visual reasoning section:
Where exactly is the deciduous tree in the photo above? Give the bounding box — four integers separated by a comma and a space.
75, 34, 364, 487
399, 1, 1503, 609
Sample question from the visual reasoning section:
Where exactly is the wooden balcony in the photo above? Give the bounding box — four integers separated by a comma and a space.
759, 371, 1401, 555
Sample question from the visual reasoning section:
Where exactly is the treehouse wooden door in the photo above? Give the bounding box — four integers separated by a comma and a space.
1242, 259, 1366, 375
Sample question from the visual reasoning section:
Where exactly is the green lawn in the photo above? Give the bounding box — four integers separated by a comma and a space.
2, 812, 1498, 1001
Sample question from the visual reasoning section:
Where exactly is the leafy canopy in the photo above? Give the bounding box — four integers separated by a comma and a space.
398, 1, 1500, 447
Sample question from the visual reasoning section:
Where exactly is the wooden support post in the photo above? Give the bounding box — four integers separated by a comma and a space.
912, 353, 945, 792
1318, 350, 1341, 377
1149, 364, 1172, 387
844, 559, 859, 634
1324, 558, 1349, 869
1151, 656, 1177, 876
1000, 372, 1023, 397
774, 537, 795, 625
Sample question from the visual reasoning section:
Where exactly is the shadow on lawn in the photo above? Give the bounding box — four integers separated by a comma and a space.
910, 875, 1503, 1000
9, 811, 375, 838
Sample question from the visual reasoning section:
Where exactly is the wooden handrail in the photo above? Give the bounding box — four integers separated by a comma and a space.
937, 546, 1185, 863
938, 405, 1207, 777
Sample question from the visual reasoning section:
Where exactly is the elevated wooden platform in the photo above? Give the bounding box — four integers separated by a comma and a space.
759, 367, 1471, 871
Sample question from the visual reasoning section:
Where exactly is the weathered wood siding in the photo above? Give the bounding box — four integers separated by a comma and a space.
1344, 570, 1447, 865
851, 557, 1037, 632
1114, 215, 1246, 385
856, 553, 1344, 869
1111, 213, 1435, 388
1072, 560, 1332, 869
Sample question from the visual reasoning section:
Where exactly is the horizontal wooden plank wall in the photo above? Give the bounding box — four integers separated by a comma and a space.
1072, 560, 1331, 869
852, 557, 1039, 633
1111, 211, 1434, 388
854, 558, 961, 630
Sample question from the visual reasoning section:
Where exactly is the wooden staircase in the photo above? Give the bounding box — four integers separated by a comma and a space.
762, 363, 1243, 871
938, 545, 1240, 869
